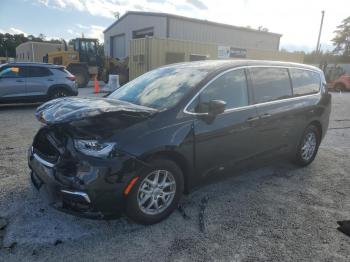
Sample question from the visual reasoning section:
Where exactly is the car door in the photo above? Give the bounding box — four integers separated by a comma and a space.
187, 68, 260, 178
248, 67, 294, 154
24, 66, 53, 97
0, 66, 26, 99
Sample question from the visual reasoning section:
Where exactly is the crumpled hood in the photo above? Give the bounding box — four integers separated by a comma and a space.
36, 96, 157, 125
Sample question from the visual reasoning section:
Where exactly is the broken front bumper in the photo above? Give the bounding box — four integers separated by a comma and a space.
28, 146, 144, 219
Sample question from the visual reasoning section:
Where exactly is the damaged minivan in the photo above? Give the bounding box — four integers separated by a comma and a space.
28, 60, 331, 224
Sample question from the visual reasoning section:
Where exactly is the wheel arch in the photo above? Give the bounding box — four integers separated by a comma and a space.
143, 150, 192, 194
308, 120, 323, 140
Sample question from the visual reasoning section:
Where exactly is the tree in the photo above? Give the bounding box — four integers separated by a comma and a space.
0, 33, 64, 58
332, 16, 350, 56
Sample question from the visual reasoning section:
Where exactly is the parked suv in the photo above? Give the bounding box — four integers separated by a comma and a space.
0, 62, 78, 103
28, 60, 331, 224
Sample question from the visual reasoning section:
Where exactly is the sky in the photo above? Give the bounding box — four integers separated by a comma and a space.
0, 0, 349, 52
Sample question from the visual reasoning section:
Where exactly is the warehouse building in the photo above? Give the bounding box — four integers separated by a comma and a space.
16, 41, 64, 62
104, 11, 282, 60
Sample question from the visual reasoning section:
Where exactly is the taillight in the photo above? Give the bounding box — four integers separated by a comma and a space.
66, 76, 76, 81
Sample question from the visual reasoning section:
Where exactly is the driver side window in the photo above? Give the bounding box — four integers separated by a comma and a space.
189, 69, 249, 113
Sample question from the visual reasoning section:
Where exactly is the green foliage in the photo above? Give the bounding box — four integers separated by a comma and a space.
332, 16, 350, 56
0, 33, 62, 58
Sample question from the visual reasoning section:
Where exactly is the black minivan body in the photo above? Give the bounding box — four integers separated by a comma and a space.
28, 60, 331, 224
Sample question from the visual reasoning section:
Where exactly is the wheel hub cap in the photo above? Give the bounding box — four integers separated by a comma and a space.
301, 132, 317, 161
137, 170, 176, 215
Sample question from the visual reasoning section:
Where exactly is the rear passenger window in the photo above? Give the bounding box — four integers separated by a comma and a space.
194, 69, 248, 113
26, 67, 52, 77
289, 68, 320, 96
250, 67, 292, 103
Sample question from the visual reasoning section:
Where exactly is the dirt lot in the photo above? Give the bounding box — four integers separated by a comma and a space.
0, 90, 350, 261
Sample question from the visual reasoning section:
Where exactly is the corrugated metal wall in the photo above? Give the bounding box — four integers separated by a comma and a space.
247, 49, 304, 62
129, 37, 304, 80
104, 13, 167, 58
168, 17, 281, 51
16, 42, 63, 62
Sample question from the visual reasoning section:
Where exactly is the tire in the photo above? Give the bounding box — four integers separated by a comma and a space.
49, 87, 69, 100
294, 125, 320, 166
67, 66, 89, 88
334, 83, 345, 92
126, 159, 184, 225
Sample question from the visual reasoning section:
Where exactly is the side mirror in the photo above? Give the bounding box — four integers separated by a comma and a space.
208, 100, 226, 116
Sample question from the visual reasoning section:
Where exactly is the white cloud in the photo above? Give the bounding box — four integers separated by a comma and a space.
3, 27, 29, 36
86, 25, 105, 41
34, 0, 350, 52
76, 23, 89, 29
68, 24, 105, 41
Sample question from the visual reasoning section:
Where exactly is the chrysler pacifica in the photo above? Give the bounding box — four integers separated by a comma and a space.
28, 60, 331, 224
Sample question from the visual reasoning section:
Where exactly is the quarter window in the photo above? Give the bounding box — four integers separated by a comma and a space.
193, 69, 249, 113
289, 68, 320, 96
250, 67, 292, 103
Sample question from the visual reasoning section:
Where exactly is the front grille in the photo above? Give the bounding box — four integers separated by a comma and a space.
33, 128, 78, 177
33, 128, 61, 164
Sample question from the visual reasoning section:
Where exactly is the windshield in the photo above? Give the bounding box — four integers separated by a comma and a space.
108, 66, 210, 110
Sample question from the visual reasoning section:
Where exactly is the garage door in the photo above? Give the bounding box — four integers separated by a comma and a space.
111, 34, 126, 59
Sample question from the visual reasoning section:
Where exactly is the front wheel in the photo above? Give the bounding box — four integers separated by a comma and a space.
294, 125, 320, 166
126, 159, 184, 225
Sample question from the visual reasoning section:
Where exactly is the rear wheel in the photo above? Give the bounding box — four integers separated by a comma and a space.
334, 83, 345, 92
67, 65, 89, 88
50, 87, 69, 100
126, 159, 184, 225
294, 125, 320, 166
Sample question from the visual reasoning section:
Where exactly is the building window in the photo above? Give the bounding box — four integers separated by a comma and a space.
132, 27, 154, 39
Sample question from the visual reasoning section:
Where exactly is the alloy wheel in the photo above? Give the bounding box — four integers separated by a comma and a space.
301, 131, 317, 161
137, 170, 176, 215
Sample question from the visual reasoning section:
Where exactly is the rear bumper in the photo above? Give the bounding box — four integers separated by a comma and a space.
28, 146, 144, 219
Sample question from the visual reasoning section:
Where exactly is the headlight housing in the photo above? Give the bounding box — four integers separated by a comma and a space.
74, 139, 116, 158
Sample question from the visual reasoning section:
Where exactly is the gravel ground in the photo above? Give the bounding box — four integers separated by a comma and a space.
0, 90, 350, 261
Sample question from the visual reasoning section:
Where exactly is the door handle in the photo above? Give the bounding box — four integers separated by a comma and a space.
261, 113, 271, 119
47, 79, 54, 81
15, 79, 24, 82
246, 116, 259, 122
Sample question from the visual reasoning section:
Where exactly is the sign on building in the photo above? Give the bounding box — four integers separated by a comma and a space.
218, 46, 247, 59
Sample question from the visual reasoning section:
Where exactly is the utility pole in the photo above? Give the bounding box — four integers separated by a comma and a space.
316, 10, 325, 54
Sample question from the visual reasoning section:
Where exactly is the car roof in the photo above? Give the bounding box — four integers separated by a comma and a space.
2, 62, 63, 68
160, 60, 322, 73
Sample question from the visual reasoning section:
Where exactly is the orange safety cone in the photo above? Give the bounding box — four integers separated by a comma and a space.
93, 76, 100, 94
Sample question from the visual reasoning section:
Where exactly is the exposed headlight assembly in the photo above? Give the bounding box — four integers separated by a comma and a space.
74, 139, 116, 158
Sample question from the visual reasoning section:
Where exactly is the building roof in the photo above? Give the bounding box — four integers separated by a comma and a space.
16, 41, 63, 49
104, 11, 282, 37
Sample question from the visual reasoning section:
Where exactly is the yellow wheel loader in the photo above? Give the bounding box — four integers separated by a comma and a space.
48, 38, 99, 88
47, 38, 128, 88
